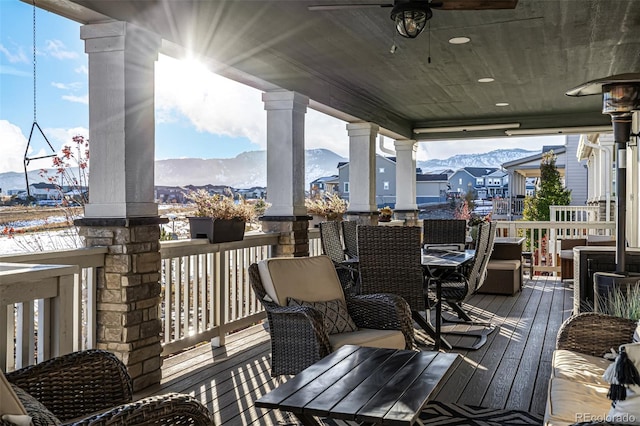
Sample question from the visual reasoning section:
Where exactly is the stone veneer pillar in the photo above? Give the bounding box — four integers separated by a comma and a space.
261, 91, 310, 257
77, 217, 166, 391
345, 122, 379, 225
79, 22, 164, 391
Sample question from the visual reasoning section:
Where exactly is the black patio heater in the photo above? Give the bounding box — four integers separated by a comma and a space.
566, 73, 640, 274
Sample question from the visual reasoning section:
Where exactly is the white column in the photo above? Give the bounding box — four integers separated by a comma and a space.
394, 139, 417, 210
262, 91, 309, 217
81, 22, 161, 218
346, 123, 378, 212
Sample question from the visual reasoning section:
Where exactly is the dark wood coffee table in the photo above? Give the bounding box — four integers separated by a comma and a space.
256, 345, 458, 425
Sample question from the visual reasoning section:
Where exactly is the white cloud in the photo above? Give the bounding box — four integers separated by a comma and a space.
62, 94, 88, 104
0, 43, 28, 63
75, 65, 88, 75
52, 81, 83, 90
44, 40, 78, 60
155, 55, 265, 148
0, 65, 30, 77
305, 110, 348, 157
0, 121, 29, 173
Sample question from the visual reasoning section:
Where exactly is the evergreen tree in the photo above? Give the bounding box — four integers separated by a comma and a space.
523, 151, 572, 221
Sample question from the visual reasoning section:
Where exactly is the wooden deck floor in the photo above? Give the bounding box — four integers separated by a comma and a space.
138, 274, 573, 425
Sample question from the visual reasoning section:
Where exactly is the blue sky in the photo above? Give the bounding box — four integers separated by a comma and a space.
0, 0, 556, 176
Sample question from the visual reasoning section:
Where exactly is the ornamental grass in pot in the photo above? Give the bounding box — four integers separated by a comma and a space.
186, 189, 256, 243
305, 193, 348, 227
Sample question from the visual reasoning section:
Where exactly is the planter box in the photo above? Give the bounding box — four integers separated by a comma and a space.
188, 217, 245, 243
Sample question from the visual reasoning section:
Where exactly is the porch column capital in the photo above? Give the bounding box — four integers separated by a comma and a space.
346, 122, 378, 216
394, 139, 418, 211
80, 21, 161, 218
262, 91, 309, 111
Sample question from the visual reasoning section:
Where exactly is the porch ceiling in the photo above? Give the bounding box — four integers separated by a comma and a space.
35, 0, 640, 140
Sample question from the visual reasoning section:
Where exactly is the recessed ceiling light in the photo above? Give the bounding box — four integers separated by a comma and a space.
449, 36, 471, 44
496, 102, 510, 107
478, 77, 495, 83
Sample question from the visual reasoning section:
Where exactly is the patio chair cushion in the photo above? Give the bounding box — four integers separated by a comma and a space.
551, 349, 612, 386
587, 235, 616, 246
257, 255, 345, 306
544, 377, 610, 426
328, 328, 406, 351
288, 298, 357, 334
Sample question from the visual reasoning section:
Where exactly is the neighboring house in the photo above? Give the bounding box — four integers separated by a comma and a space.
448, 167, 499, 199
238, 187, 267, 199
502, 136, 587, 206
309, 175, 339, 196
417, 174, 449, 205
484, 169, 509, 199
337, 155, 448, 207
155, 186, 187, 204
29, 182, 61, 200
338, 155, 398, 207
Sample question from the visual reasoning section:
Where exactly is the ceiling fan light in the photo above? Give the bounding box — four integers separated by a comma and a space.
390, 3, 432, 39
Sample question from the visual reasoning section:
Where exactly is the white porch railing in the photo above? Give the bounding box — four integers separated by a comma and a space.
550, 205, 602, 223
0, 247, 106, 371
3, 220, 616, 369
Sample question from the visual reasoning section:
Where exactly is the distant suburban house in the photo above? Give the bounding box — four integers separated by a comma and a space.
29, 182, 61, 200
309, 175, 339, 196
448, 167, 499, 199
484, 169, 509, 199
237, 187, 267, 199
155, 186, 187, 204
337, 155, 448, 207
417, 174, 449, 205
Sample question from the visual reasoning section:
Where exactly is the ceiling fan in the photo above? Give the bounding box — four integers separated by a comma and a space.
308, 0, 518, 38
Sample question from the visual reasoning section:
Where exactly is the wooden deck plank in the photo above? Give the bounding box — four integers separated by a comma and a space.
150, 274, 567, 425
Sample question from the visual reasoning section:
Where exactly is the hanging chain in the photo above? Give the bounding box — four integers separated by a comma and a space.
32, 0, 37, 123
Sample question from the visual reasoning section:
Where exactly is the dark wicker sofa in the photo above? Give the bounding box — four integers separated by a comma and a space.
2, 349, 213, 425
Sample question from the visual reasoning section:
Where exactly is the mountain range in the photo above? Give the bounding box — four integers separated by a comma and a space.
1, 148, 537, 192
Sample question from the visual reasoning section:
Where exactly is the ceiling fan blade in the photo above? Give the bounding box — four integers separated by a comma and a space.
308, 3, 393, 11
430, 0, 518, 10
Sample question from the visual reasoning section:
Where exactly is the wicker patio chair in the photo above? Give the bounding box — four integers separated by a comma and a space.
341, 220, 359, 260
556, 312, 636, 357
319, 221, 359, 295
423, 219, 467, 250
249, 255, 414, 376
2, 349, 214, 426
427, 221, 497, 349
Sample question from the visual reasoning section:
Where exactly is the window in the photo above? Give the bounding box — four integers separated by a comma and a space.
383, 181, 390, 190
344, 182, 349, 193
379, 167, 385, 173
459, 178, 463, 185
476, 178, 484, 185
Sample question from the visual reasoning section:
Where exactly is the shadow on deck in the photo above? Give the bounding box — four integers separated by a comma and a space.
138, 274, 573, 425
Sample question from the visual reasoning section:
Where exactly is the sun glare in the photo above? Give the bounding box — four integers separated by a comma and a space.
157, 55, 213, 94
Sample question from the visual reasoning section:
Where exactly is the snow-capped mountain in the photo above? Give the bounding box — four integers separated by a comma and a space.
0, 148, 537, 192
417, 149, 536, 172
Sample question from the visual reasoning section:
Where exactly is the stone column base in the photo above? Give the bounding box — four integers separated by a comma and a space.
261, 216, 310, 257
394, 209, 419, 226
75, 216, 167, 391
345, 211, 379, 225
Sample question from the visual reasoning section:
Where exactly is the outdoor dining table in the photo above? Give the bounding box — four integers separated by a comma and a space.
420, 248, 475, 351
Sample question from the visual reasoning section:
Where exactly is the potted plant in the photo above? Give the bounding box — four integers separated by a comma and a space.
305, 193, 348, 227
378, 206, 393, 222
186, 189, 256, 243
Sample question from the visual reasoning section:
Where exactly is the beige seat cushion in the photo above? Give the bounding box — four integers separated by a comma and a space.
587, 235, 616, 246
544, 376, 610, 426
552, 349, 612, 386
328, 329, 406, 351
487, 259, 521, 270
257, 255, 345, 306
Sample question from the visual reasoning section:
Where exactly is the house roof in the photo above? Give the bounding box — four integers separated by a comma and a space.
459, 167, 499, 178
417, 174, 449, 182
